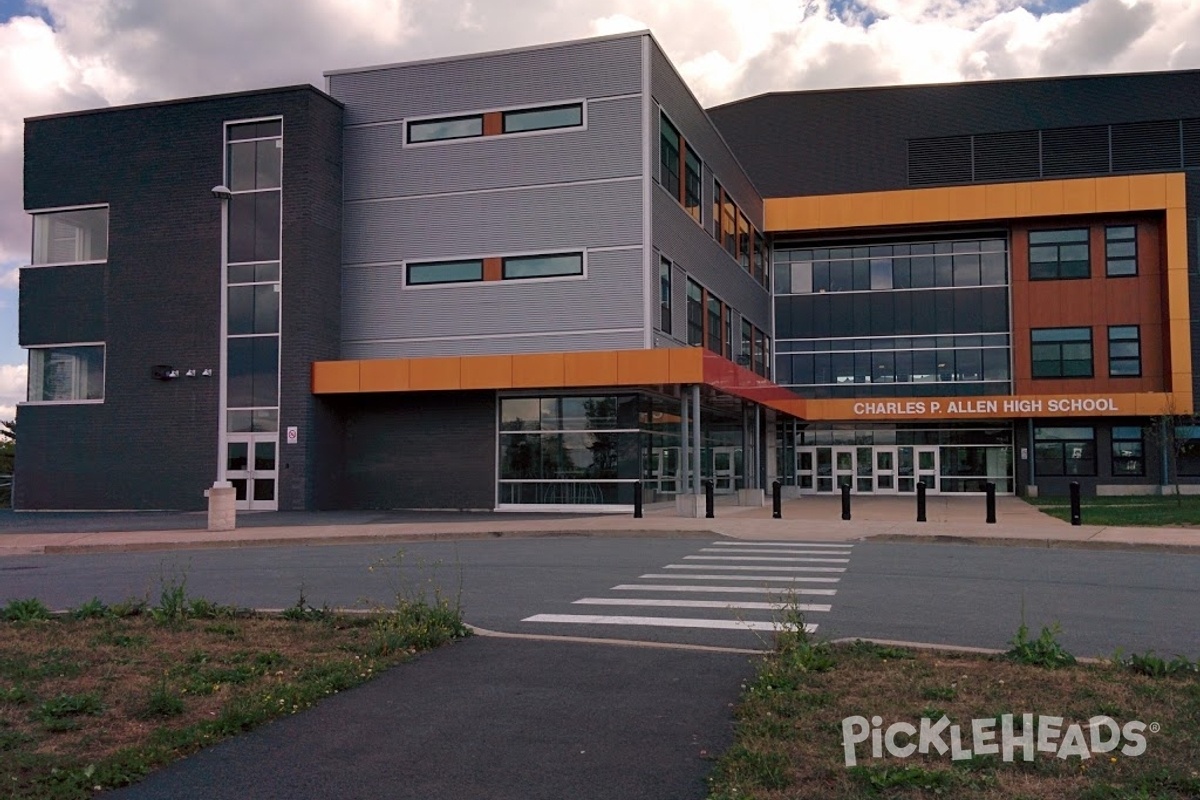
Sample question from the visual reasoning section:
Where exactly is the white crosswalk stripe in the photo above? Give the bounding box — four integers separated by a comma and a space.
520, 540, 852, 639
683, 555, 850, 563
611, 584, 837, 596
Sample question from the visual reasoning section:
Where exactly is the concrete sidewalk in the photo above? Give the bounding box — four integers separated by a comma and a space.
2, 495, 1197, 555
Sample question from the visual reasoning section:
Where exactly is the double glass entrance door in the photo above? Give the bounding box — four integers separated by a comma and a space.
797, 446, 938, 494
225, 433, 278, 510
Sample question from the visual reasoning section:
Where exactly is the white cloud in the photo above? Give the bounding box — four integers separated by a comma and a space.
0, 267, 17, 289
0, 363, 26, 422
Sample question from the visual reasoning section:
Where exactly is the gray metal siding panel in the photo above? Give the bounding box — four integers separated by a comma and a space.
329, 36, 644, 126
650, 41, 761, 225
652, 189, 771, 331
343, 178, 642, 264
344, 96, 642, 200
344, 330, 647, 359
342, 247, 645, 356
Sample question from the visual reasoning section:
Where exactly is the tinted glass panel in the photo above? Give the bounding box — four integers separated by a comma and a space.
408, 115, 483, 143
32, 208, 109, 264
228, 192, 280, 262
227, 120, 281, 140
228, 139, 281, 191
228, 284, 280, 335
28, 345, 105, 402
227, 336, 279, 408
503, 104, 582, 133
503, 253, 583, 280
407, 260, 483, 285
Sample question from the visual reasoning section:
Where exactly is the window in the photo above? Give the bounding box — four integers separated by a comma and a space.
738, 212, 751, 272
31, 207, 108, 265
712, 180, 723, 240
227, 336, 279, 407
228, 138, 281, 192
1176, 426, 1200, 477
503, 103, 582, 133
1031, 328, 1092, 378
754, 328, 767, 376
660, 114, 681, 200
1108, 326, 1141, 377
722, 192, 737, 258
1034, 427, 1096, 476
724, 307, 733, 360
407, 260, 484, 286
228, 283, 280, 335
1105, 226, 1137, 276
686, 280, 704, 346
707, 294, 723, 354
741, 319, 752, 367
1029, 229, 1089, 280
407, 114, 483, 143
502, 253, 583, 280
1111, 426, 1145, 476
659, 258, 672, 334
27, 345, 104, 402
683, 144, 702, 223
754, 232, 767, 288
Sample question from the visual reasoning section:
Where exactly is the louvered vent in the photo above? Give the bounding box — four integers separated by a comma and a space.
908, 136, 972, 186
1183, 118, 1200, 167
973, 130, 1040, 182
1041, 126, 1109, 176
1112, 121, 1181, 172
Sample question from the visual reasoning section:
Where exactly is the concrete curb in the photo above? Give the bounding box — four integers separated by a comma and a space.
862, 534, 1200, 553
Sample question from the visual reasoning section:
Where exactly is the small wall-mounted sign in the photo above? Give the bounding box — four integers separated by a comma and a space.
286, 426, 298, 445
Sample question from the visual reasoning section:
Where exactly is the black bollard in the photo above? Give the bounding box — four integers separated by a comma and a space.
633, 481, 643, 519
840, 481, 851, 521
916, 481, 927, 522
1069, 481, 1081, 526
772, 480, 782, 519
985, 481, 996, 524
704, 479, 715, 519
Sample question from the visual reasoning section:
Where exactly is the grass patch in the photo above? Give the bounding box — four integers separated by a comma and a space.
707, 625, 1200, 799
0, 598, 469, 798
1025, 494, 1200, 527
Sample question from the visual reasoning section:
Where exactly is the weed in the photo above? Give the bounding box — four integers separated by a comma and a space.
109, 599, 147, 618
850, 763, 962, 791
367, 598, 470, 656
32, 692, 103, 731
139, 677, 185, 719
70, 597, 109, 620
1006, 621, 1076, 668
708, 745, 791, 791
151, 569, 191, 625
0, 685, 32, 704
94, 631, 147, 648
282, 587, 332, 622
922, 685, 957, 701
845, 640, 916, 660
1122, 651, 1198, 678
3, 598, 51, 622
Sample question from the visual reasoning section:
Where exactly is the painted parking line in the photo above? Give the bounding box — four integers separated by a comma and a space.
683, 555, 850, 563
521, 614, 818, 633
664, 564, 846, 572
611, 584, 838, 596
639, 573, 841, 583
572, 598, 832, 612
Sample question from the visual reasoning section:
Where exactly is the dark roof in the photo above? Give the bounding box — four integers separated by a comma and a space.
707, 69, 1200, 197
25, 84, 342, 124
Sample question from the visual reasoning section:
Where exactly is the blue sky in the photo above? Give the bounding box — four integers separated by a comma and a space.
0, 0, 1197, 418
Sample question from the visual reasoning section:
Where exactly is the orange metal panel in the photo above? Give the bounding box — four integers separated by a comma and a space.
667, 347, 704, 383
1028, 180, 1065, 216
1061, 178, 1097, 215
359, 359, 410, 392
879, 189, 915, 223
409, 357, 462, 390
483, 112, 502, 137
616, 349, 672, 385
954, 185, 988, 220
1013, 181, 1034, 217
483, 257, 502, 282
817, 194, 854, 229
311, 360, 360, 393
1094, 176, 1131, 212
460, 355, 513, 389
563, 351, 620, 386
511, 353, 566, 388
910, 187, 953, 223
1166, 173, 1186, 209
1128, 174, 1167, 209
984, 183, 1018, 218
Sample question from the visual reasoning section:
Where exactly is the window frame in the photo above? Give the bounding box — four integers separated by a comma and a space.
501, 252, 585, 282
405, 259, 485, 287
1107, 325, 1141, 378
686, 279, 704, 347
405, 100, 586, 147
502, 103, 584, 134
706, 293, 723, 355
1031, 327, 1093, 379
1105, 225, 1138, 277
683, 143, 702, 224
659, 257, 672, 335
27, 204, 110, 268
659, 112, 682, 201
24, 342, 106, 405
1111, 426, 1145, 477
1028, 228, 1090, 281
1033, 426, 1097, 477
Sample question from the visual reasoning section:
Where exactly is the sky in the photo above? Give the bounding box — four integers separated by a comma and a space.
2, 0, 1200, 421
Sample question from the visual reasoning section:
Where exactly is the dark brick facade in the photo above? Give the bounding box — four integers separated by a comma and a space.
18, 87, 342, 510
326, 392, 497, 510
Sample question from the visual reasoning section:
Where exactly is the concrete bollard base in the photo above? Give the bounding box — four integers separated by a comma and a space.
205, 481, 237, 531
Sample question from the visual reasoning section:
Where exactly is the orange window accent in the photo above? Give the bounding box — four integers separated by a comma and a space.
483, 257, 502, 281
359, 359, 410, 392
564, 351, 620, 386
483, 112, 503, 136
311, 361, 360, 393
